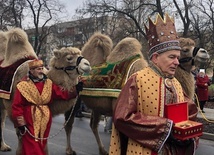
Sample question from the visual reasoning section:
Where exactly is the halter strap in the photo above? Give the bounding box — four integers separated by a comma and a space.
54, 56, 84, 75
179, 47, 200, 66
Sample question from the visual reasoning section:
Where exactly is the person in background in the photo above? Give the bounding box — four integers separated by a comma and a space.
12, 59, 82, 155
196, 69, 210, 113
109, 14, 198, 155
104, 116, 112, 133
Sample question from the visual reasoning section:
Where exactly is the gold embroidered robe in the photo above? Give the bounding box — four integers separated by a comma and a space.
109, 66, 197, 155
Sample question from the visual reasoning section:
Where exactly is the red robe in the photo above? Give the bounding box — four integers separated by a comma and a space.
196, 74, 210, 101
12, 79, 77, 155
109, 66, 198, 155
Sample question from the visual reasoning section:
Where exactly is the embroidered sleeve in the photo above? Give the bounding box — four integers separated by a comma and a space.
113, 75, 173, 152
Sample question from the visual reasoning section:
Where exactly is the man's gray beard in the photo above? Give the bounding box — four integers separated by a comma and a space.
38, 74, 44, 79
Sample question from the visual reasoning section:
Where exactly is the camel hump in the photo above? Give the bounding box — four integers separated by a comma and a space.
82, 32, 113, 66
178, 37, 195, 47
113, 37, 142, 53
84, 32, 112, 49
107, 37, 144, 63
82, 32, 113, 56
7, 28, 28, 44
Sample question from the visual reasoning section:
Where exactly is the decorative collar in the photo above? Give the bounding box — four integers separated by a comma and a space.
149, 62, 174, 79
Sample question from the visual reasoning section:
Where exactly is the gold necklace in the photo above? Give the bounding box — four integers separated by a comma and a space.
165, 78, 172, 88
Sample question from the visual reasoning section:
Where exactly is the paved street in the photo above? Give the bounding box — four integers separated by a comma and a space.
1, 115, 110, 155
1, 113, 214, 155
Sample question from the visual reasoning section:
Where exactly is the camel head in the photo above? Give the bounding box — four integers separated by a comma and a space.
178, 37, 210, 72
48, 47, 91, 89
82, 32, 113, 66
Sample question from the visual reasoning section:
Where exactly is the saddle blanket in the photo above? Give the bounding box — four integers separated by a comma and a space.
0, 57, 34, 99
80, 54, 141, 98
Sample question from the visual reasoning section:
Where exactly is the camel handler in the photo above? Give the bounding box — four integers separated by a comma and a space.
12, 59, 83, 155
109, 14, 198, 155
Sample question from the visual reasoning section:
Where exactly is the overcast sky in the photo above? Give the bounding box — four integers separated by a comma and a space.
22, 0, 85, 28
60, 0, 85, 19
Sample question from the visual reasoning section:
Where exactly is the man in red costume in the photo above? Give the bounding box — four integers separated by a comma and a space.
12, 59, 82, 155
109, 14, 198, 155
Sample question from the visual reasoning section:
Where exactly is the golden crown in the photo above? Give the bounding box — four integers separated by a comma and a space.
145, 13, 181, 59
28, 59, 44, 69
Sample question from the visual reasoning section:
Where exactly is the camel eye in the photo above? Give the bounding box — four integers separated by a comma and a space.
66, 55, 73, 62
181, 49, 188, 53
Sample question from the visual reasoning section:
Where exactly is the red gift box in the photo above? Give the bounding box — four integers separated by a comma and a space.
165, 102, 203, 140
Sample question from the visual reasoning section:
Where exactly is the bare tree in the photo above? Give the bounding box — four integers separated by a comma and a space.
0, 0, 25, 29
75, 0, 172, 42
24, 0, 66, 57
191, 0, 214, 71
172, 0, 193, 37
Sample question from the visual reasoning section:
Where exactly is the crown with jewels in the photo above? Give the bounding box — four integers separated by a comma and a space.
145, 13, 181, 59
28, 59, 44, 69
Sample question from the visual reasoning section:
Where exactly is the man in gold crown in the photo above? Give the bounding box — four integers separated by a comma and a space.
109, 14, 198, 155
12, 59, 82, 155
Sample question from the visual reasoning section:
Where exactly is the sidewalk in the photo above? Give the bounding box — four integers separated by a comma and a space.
197, 108, 214, 141
197, 108, 214, 121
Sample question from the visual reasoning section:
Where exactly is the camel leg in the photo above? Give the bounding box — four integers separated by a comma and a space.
0, 105, 11, 152
64, 108, 76, 155
90, 111, 108, 155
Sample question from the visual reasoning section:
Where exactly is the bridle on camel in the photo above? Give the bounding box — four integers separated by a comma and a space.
54, 56, 84, 76
179, 47, 200, 68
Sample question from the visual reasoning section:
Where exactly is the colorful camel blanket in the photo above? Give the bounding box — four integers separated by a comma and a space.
0, 57, 35, 99
80, 54, 141, 98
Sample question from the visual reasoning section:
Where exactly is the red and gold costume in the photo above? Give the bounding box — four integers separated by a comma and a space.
12, 78, 77, 155
109, 65, 198, 155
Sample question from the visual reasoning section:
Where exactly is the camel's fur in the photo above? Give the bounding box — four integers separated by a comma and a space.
1, 28, 37, 67
107, 37, 148, 76
63, 34, 209, 155
48, 47, 91, 115
81, 32, 113, 66
63, 34, 148, 155
1, 28, 38, 153
175, 38, 210, 99
0, 28, 91, 155
0, 28, 209, 155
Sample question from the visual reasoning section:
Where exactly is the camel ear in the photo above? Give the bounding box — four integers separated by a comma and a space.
53, 49, 61, 59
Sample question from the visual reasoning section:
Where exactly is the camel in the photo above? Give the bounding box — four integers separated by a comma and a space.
176, 38, 210, 99
0, 28, 38, 152
0, 28, 91, 155
63, 32, 148, 155
0, 30, 9, 151
0, 29, 209, 155
62, 34, 210, 155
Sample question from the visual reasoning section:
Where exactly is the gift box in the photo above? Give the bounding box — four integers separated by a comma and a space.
165, 102, 203, 140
